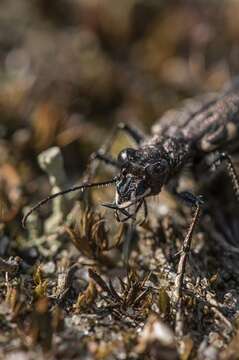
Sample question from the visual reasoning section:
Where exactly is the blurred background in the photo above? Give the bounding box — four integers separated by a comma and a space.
1, 0, 239, 220
2, 3, 239, 357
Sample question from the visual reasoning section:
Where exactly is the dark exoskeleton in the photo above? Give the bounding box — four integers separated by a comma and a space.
22, 78, 239, 338
23, 78, 239, 228
91, 80, 239, 224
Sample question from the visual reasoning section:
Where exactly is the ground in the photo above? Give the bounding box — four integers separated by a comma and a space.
1, 1, 239, 359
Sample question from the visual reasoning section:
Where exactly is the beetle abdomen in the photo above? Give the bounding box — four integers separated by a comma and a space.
152, 81, 239, 153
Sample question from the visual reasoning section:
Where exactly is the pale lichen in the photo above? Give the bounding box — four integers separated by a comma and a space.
38, 146, 68, 233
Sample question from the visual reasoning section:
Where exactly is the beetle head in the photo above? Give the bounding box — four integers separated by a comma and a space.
22, 146, 170, 227
103, 147, 170, 221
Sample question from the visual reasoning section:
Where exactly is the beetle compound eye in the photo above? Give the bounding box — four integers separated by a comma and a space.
118, 148, 136, 166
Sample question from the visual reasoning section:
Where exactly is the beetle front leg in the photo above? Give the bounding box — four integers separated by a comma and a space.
117, 122, 145, 144
167, 183, 203, 337
174, 191, 204, 207
85, 122, 145, 178
168, 179, 204, 207
173, 193, 202, 339
90, 150, 120, 169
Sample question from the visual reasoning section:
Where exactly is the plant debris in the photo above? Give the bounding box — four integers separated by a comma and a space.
1, 1, 239, 359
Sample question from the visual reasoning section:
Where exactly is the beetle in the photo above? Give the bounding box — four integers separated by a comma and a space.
22, 78, 239, 229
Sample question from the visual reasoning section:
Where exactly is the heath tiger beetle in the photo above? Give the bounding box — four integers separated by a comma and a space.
23, 77, 239, 231
22, 77, 239, 337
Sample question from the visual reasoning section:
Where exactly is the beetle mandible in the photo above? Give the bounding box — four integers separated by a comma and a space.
22, 78, 239, 229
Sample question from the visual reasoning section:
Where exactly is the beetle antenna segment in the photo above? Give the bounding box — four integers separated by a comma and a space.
22, 177, 118, 228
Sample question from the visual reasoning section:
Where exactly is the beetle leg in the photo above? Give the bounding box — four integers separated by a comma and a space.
175, 191, 204, 207
142, 199, 148, 223
85, 122, 144, 181
90, 150, 120, 169
174, 196, 201, 338
117, 122, 145, 144
209, 151, 239, 201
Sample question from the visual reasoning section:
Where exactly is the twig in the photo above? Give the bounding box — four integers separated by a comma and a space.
55, 263, 80, 302
174, 203, 201, 339
0, 256, 21, 273
205, 294, 233, 331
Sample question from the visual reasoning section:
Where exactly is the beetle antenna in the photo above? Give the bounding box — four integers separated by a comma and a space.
22, 177, 118, 228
